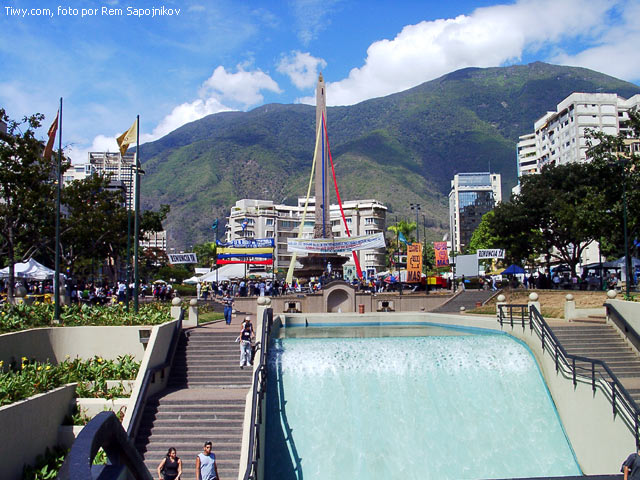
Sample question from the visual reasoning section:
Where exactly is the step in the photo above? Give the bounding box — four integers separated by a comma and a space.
137, 426, 243, 437
167, 381, 252, 388
149, 399, 246, 406
142, 412, 243, 422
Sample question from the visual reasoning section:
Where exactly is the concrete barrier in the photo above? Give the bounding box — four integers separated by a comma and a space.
0, 384, 76, 480
0, 325, 151, 368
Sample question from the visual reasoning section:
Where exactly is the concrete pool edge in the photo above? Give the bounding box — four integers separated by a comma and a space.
270, 312, 634, 476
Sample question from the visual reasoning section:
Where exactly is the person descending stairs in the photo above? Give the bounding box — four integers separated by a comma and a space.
135, 321, 254, 479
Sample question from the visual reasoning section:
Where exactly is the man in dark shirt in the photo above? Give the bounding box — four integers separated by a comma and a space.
623, 449, 640, 480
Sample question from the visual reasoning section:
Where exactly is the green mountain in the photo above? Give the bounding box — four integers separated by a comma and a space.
139, 62, 640, 248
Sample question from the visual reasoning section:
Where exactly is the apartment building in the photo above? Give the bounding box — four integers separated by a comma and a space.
449, 172, 502, 254
519, 93, 640, 173
225, 197, 387, 276
63, 152, 137, 210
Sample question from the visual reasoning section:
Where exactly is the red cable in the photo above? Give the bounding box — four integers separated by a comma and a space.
322, 113, 364, 280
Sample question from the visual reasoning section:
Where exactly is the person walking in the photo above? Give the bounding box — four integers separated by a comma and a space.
195, 441, 219, 480
157, 447, 182, 480
222, 292, 234, 325
239, 316, 255, 369
622, 447, 640, 479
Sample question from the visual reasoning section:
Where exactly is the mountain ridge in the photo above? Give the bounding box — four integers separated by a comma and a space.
139, 62, 640, 248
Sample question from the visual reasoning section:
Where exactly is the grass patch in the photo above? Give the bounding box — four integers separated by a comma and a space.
467, 289, 609, 319
199, 311, 225, 324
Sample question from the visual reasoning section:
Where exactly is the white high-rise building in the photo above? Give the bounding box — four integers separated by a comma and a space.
518, 93, 640, 174
449, 173, 502, 254
225, 197, 387, 277
63, 152, 137, 210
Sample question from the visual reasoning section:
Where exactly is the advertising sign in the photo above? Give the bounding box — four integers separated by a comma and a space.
168, 253, 198, 264
407, 243, 423, 283
477, 249, 506, 259
433, 242, 449, 267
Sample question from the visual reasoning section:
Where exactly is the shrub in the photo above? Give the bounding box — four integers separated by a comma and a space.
0, 303, 171, 334
0, 355, 140, 406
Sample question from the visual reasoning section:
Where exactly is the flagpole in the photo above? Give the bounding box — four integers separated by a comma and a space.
54, 98, 62, 321
134, 114, 140, 313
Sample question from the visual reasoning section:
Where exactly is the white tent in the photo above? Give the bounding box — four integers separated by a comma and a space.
199, 264, 270, 282
183, 275, 201, 285
0, 259, 61, 280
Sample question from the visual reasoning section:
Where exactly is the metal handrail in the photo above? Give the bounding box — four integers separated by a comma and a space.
498, 304, 640, 446
126, 308, 184, 437
242, 307, 273, 480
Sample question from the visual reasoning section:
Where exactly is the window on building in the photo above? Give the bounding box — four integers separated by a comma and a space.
266, 219, 274, 226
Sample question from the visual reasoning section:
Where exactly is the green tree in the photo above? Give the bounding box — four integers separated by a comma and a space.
60, 174, 128, 282
193, 241, 217, 268
0, 110, 59, 300
586, 110, 640, 262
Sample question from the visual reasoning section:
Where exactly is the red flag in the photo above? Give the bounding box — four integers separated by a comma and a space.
43, 111, 59, 160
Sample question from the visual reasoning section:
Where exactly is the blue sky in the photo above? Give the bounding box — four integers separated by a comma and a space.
1, 0, 639, 162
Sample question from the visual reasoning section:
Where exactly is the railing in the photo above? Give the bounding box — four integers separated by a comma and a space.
242, 307, 274, 480
126, 308, 184, 437
498, 304, 640, 447
57, 309, 184, 480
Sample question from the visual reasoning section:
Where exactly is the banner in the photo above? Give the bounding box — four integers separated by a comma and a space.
433, 242, 449, 267
477, 249, 505, 259
287, 232, 386, 254
216, 259, 273, 265
217, 247, 273, 255
407, 243, 423, 283
168, 253, 198, 264
217, 253, 272, 259
217, 238, 275, 248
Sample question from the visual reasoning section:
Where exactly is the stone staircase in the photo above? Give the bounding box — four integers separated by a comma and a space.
432, 289, 497, 313
135, 327, 253, 479
550, 322, 640, 404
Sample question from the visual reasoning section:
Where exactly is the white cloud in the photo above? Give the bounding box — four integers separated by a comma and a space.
200, 65, 282, 108
277, 51, 327, 89
289, 0, 343, 45
70, 65, 281, 162
300, 0, 620, 106
550, 1, 640, 83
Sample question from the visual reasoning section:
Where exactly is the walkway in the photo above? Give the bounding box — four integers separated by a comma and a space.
135, 317, 254, 479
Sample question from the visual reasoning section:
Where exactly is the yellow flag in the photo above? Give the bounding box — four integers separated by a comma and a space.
116, 118, 137, 156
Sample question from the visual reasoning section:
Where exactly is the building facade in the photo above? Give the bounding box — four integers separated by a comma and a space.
225, 197, 387, 276
518, 93, 640, 175
515, 92, 640, 267
449, 172, 502, 254
63, 152, 137, 210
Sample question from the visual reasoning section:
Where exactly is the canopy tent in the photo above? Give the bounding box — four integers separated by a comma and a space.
199, 264, 270, 283
502, 264, 526, 275
0, 259, 62, 280
183, 276, 201, 285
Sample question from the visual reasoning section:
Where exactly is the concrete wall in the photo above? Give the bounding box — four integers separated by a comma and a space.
0, 325, 151, 368
234, 292, 452, 316
0, 384, 76, 480
608, 299, 640, 334
275, 311, 633, 475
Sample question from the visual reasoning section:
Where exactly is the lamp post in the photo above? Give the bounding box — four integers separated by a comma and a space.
410, 203, 421, 243
622, 159, 631, 296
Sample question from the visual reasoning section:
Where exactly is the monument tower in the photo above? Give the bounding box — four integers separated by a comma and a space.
313, 73, 332, 239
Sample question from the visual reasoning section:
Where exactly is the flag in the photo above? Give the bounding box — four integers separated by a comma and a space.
43, 111, 59, 160
211, 219, 218, 230
116, 118, 137, 157
398, 232, 408, 245
241, 218, 248, 231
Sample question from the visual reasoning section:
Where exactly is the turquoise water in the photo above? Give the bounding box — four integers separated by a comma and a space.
265, 332, 581, 480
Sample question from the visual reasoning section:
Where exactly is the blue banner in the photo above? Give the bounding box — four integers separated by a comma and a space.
217, 253, 273, 259
216, 238, 275, 248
